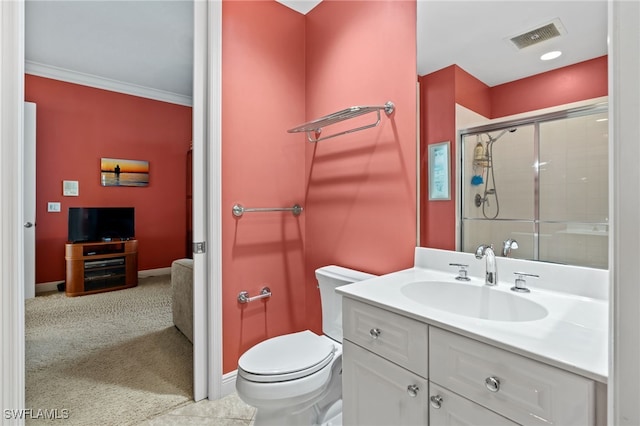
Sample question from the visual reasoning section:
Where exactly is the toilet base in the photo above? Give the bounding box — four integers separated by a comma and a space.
317, 400, 342, 426
253, 406, 314, 426
253, 400, 342, 426
322, 412, 342, 426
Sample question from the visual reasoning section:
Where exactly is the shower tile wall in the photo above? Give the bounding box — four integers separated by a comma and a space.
538, 112, 609, 268
462, 111, 608, 269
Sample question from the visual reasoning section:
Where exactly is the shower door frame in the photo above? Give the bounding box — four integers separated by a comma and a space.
459, 101, 609, 265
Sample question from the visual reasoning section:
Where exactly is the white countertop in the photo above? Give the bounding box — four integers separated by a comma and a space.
337, 265, 608, 384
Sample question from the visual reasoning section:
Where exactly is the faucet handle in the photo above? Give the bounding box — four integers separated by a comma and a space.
502, 239, 519, 257
449, 263, 470, 281
511, 272, 539, 293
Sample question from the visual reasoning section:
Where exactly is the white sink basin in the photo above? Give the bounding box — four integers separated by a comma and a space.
400, 281, 548, 322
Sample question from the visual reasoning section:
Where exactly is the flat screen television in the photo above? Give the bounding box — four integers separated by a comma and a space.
68, 207, 135, 243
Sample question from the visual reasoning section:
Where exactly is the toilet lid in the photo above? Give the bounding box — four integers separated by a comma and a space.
238, 330, 336, 383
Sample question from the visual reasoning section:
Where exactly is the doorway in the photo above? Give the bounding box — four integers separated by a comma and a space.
19, 0, 221, 412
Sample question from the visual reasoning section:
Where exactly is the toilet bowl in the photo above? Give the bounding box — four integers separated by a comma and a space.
235, 265, 375, 426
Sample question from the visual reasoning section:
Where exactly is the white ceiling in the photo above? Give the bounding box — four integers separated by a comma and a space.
418, 1, 608, 86
276, 0, 322, 15
26, 0, 194, 100
25, 0, 608, 105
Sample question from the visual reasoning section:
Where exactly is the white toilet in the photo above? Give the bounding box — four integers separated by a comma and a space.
235, 265, 375, 426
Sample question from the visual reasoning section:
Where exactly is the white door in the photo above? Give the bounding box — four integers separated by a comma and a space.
24, 102, 36, 299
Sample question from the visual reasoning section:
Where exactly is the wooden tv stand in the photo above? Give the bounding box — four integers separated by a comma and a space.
64, 240, 138, 297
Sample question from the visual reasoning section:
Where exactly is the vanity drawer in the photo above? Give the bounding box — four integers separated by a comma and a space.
430, 327, 595, 426
343, 298, 428, 377
429, 382, 519, 426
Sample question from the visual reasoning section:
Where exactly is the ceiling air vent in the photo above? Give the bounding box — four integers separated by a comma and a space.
509, 19, 566, 50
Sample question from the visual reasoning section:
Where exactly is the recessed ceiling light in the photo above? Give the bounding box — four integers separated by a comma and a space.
540, 51, 562, 61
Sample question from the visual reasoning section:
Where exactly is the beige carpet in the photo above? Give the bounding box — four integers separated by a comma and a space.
25, 275, 193, 425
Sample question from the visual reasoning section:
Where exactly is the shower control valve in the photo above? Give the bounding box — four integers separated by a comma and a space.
449, 263, 470, 281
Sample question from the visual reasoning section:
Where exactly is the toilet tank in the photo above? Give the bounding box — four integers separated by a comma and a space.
316, 265, 376, 342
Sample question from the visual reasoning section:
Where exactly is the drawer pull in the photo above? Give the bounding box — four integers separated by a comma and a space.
407, 384, 420, 397
485, 376, 501, 392
369, 328, 382, 339
429, 395, 443, 409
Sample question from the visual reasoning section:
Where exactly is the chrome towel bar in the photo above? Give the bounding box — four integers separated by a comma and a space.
232, 203, 303, 217
287, 101, 395, 143
238, 287, 272, 304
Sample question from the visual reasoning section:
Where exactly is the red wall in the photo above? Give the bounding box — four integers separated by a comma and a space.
220, 0, 417, 374
221, 1, 306, 374
25, 75, 192, 284
455, 66, 491, 118
304, 1, 417, 332
491, 56, 608, 118
420, 56, 608, 249
419, 66, 457, 249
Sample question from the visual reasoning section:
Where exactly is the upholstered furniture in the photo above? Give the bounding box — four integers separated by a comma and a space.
171, 258, 193, 343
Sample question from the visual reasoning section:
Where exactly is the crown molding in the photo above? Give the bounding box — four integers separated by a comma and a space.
25, 61, 192, 107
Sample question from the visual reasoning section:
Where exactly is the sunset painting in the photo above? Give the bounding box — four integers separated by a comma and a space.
100, 158, 149, 187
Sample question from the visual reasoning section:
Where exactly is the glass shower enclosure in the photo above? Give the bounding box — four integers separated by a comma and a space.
460, 104, 609, 269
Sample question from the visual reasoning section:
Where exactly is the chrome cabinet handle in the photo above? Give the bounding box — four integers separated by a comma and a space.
485, 376, 501, 392
369, 328, 381, 339
429, 395, 443, 409
407, 384, 419, 397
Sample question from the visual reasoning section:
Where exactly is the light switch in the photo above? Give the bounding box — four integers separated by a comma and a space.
47, 202, 61, 212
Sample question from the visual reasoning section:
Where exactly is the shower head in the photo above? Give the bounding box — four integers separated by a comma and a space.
486, 128, 517, 144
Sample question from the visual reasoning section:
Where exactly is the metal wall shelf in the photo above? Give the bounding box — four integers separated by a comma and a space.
287, 101, 395, 143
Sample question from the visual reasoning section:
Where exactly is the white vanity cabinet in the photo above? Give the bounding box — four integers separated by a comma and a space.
342, 298, 429, 425
342, 298, 599, 426
343, 341, 429, 425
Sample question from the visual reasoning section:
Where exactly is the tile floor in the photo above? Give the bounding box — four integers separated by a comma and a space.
142, 392, 256, 425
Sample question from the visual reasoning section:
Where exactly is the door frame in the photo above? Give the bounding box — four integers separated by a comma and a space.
193, 0, 223, 401
608, 0, 640, 424
1, 0, 27, 416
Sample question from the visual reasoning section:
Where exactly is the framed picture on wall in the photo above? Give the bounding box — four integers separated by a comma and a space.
428, 141, 451, 201
100, 158, 149, 187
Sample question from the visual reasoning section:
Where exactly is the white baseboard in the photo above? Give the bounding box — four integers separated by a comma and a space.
138, 267, 171, 278
35, 280, 64, 294
221, 370, 237, 398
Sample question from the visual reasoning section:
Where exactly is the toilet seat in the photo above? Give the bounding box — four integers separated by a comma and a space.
238, 330, 337, 383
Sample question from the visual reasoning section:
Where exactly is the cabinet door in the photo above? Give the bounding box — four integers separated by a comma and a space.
429, 383, 518, 426
343, 340, 428, 426
430, 327, 594, 426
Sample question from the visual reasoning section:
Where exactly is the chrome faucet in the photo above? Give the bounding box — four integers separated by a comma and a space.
475, 244, 498, 286
502, 238, 519, 257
